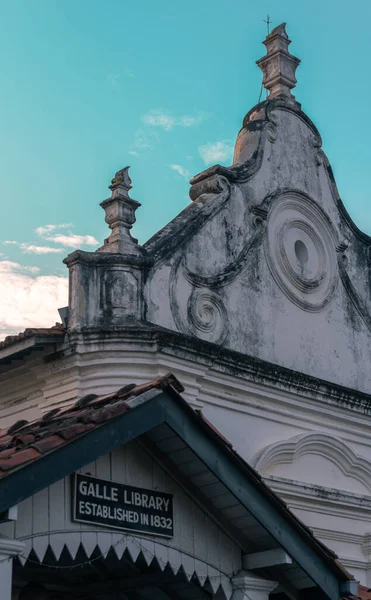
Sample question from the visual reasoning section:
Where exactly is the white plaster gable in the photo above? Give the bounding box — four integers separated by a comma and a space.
253, 433, 371, 494
143, 94, 371, 394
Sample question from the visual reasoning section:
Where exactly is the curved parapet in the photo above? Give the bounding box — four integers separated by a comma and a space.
143, 86, 371, 392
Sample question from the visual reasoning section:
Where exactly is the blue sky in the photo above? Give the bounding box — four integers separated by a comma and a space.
0, 0, 370, 337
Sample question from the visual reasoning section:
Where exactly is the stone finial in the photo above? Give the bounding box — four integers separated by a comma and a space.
256, 23, 301, 100
110, 166, 132, 197
98, 167, 142, 254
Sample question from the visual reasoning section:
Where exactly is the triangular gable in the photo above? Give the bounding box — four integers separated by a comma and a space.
2, 440, 240, 598
0, 374, 354, 600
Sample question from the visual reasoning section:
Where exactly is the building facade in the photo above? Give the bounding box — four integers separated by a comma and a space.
1, 23, 371, 598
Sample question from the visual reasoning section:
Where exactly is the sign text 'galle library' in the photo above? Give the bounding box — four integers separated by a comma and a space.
72, 473, 174, 538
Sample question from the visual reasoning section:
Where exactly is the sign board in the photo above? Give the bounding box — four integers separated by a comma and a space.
72, 473, 174, 538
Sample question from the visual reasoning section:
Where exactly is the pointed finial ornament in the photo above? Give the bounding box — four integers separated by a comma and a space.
256, 23, 301, 100
109, 166, 132, 197
98, 166, 142, 254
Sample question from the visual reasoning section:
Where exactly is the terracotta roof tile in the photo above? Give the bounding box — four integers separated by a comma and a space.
84, 403, 129, 425
86, 393, 118, 407
59, 422, 96, 440
0, 323, 65, 350
344, 586, 371, 600
0, 435, 14, 447
358, 586, 371, 600
14, 434, 36, 446
0, 373, 182, 478
0, 447, 41, 470
8, 420, 30, 434
31, 434, 65, 453
0, 448, 15, 459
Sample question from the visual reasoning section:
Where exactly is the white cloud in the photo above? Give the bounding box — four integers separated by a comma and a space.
199, 141, 234, 165
142, 112, 175, 130
20, 244, 65, 254
142, 110, 206, 131
0, 261, 40, 274
0, 260, 68, 340
2, 240, 18, 245
35, 223, 72, 236
128, 128, 159, 156
133, 129, 155, 149
45, 234, 99, 248
34, 225, 99, 249
178, 116, 200, 127
170, 164, 190, 180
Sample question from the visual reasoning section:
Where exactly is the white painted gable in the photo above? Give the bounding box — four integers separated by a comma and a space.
0, 440, 241, 596
144, 94, 371, 394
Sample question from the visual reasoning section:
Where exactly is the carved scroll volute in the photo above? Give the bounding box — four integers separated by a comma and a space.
187, 288, 228, 344
189, 173, 231, 204
168, 173, 233, 345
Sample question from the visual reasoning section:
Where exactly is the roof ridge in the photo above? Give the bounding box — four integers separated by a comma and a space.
0, 323, 65, 350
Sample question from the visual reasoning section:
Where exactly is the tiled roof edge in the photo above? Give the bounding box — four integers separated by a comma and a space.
0, 324, 65, 350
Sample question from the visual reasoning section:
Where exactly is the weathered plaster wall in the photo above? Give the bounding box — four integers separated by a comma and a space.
145, 99, 371, 395
0, 351, 47, 426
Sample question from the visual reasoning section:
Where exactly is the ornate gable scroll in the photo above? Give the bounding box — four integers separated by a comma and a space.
144, 96, 371, 394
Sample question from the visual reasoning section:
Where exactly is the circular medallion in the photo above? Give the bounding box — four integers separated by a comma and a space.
264, 193, 338, 311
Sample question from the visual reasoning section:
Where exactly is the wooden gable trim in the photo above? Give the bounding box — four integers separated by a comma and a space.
0, 389, 349, 600
0, 390, 167, 513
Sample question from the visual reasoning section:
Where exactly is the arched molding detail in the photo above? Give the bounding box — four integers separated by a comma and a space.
253, 433, 371, 492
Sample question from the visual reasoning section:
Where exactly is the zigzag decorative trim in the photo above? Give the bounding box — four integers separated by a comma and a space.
16, 530, 234, 598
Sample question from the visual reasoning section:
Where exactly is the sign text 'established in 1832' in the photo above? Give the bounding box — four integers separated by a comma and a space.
73, 473, 174, 537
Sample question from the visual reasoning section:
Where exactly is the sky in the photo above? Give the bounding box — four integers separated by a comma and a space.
0, 0, 371, 339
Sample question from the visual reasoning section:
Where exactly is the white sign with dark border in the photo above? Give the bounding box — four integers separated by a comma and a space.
72, 473, 174, 538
